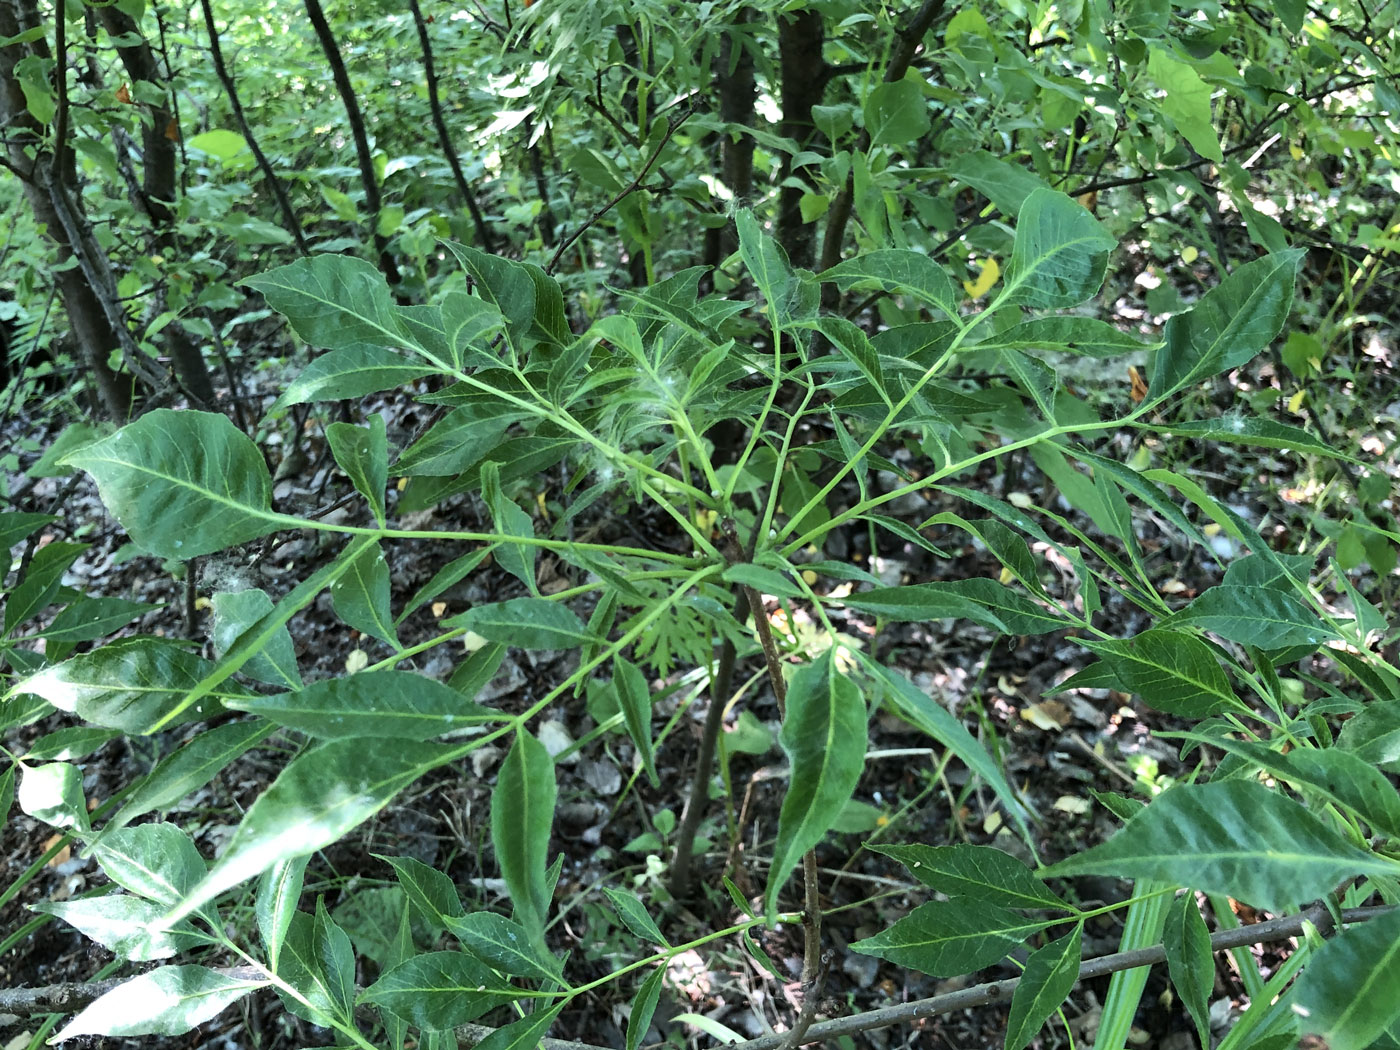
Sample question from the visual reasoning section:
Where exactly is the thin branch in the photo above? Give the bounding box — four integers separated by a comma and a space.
543, 98, 695, 275
724, 905, 1394, 1050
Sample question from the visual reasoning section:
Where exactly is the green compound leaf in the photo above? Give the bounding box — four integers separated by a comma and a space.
819, 248, 961, 321
1080, 628, 1238, 717
852, 899, 1055, 976
1163, 584, 1338, 649
603, 887, 669, 947
444, 910, 564, 981
53, 966, 262, 1041
1164, 893, 1213, 1049
165, 738, 451, 925
1291, 908, 1400, 1050
1003, 189, 1117, 310
63, 409, 277, 559
326, 414, 388, 525
363, 950, 538, 1030
446, 597, 592, 650
330, 539, 399, 649
228, 669, 506, 740
869, 843, 1068, 910
1005, 927, 1082, 1050
765, 649, 867, 920
1152, 250, 1303, 396
17, 637, 246, 733
1043, 781, 1397, 913
491, 729, 557, 941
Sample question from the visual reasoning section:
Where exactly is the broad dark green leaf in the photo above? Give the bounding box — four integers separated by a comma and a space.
1163, 893, 1213, 1048
443, 910, 564, 981
256, 855, 308, 969
819, 248, 960, 320
869, 844, 1067, 910
275, 909, 351, 1024
852, 899, 1055, 976
34, 895, 201, 961
1043, 781, 1396, 912
330, 540, 398, 648
326, 414, 388, 524
865, 76, 930, 146
211, 588, 302, 689
18, 638, 245, 733
1151, 250, 1304, 396
94, 823, 208, 908
0, 511, 56, 550
1080, 629, 1238, 717
394, 400, 521, 476
23, 725, 121, 762
229, 670, 504, 739
1337, 703, 1400, 772
627, 966, 666, 1050
765, 650, 867, 918
314, 897, 356, 1019
273, 346, 439, 408
604, 887, 669, 947
447, 597, 591, 650
858, 653, 1035, 833
1005, 928, 1082, 1050
378, 853, 464, 928
492, 729, 556, 940
482, 462, 538, 592
4, 541, 87, 632
1179, 734, 1400, 839
471, 1005, 566, 1050
977, 316, 1154, 358
105, 720, 275, 832
1004, 190, 1116, 309
35, 596, 159, 643
165, 738, 452, 924
1164, 585, 1338, 649
435, 290, 509, 368
736, 209, 798, 327
63, 409, 277, 559
441, 241, 537, 336
362, 950, 532, 1030
243, 254, 408, 356
947, 150, 1053, 213
1291, 908, 1400, 1050
1160, 417, 1350, 461
614, 657, 658, 787
52, 966, 262, 1040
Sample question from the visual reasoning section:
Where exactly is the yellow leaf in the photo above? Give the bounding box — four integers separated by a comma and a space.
1289, 143, 1305, 161
801, 569, 818, 585
963, 257, 1000, 299
999, 565, 1014, 585
1181, 245, 1199, 264
345, 649, 369, 674
1287, 390, 1305, 414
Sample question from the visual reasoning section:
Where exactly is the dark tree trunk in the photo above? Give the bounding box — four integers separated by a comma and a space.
96, 6, 216, 408
407, 0, 495, 252
0, 1, 135, 419
776, 9, 826, 269
303, 0, 404, 288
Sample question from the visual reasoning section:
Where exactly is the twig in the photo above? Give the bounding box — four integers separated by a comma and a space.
544, 98, 696, 276
722, 905, 1393, 1050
